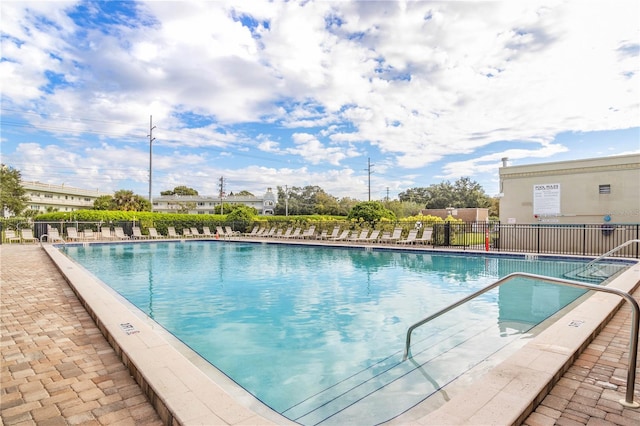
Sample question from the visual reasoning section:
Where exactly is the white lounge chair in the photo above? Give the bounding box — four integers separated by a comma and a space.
114, 227, 130, 240
243, 226, 259, 237
82, 229, 96, 241
4, 230, 21, 244
320, 226, 340, 240
190, 227, 202, 238
348, 229, 369, 242
47, 227, 65, 243
329, 230, 350, 241
202, 227, 215, 238
363, 229, 381, 243
289, 228, 302, 238
182, 228, 192, 238
225, 226, 239, 237
416, 228, 433, 245
380, 228, 403, 244
66, 227, 82, 242
280, 227, 293, 238
398, 229, 418, 244
148, 228, 163, 239
167, 227, 179, 238
301, 225, 316, 239
20, 229, 38, 244
100, 227, 116, 240
264, 227, 277, 237
132, 227, 148, 239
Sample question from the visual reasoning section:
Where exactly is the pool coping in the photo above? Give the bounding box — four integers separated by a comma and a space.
42, 240, 640, 425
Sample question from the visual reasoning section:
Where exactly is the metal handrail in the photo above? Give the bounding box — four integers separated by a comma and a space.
402, 272, 640, 408
584, 239, 640, 271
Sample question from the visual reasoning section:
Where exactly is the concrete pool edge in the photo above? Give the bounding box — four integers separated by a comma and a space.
42, 242, 640, 426
42, 244, 292, 426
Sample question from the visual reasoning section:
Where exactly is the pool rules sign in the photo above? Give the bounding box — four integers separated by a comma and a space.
533, 184, 561, 220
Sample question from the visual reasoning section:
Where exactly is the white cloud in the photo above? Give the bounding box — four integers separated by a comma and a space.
1, 0, 638, 199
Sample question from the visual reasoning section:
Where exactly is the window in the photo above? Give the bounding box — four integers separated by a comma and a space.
599, 184, 611, 194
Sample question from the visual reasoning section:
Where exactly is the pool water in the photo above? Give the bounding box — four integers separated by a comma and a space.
62, 241, 626, 425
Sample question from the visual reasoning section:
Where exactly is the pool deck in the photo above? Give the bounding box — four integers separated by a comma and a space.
1, 241, 639, 425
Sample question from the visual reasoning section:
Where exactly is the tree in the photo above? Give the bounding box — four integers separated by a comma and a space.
0, 164, 29, 216
226, 205, 258, 233
93, 195, 114, 210
400, 178, 492, 209
111, 190, 151, 211
347, 201, 396, 225
160, 185, 198, 196
235, 190, 254, 196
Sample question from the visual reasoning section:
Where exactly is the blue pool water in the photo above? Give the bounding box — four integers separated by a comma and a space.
62, 241, 628, 425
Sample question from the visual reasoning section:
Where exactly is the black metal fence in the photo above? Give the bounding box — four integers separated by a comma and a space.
6, 219, 640, 259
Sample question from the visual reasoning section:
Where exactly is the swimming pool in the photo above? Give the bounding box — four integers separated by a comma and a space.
61, 241, 629, 425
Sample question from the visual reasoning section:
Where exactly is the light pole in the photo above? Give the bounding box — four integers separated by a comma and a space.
148, 115, 156, 209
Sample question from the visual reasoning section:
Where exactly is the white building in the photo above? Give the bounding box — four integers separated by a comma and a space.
499, 154, 640, 224
152, 187, 278, 215
20, 181, 113, 215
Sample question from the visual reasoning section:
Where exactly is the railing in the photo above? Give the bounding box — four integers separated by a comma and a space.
584, 239, 640, 271
402, 272, 640, 408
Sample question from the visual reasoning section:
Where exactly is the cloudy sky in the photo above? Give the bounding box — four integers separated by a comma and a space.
1, 0, 638, 201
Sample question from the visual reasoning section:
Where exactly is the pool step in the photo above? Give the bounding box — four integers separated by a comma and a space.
563, 264, 620, 282
283, 318, 532, 425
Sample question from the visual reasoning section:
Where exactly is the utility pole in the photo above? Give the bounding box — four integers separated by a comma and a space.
365, 157, 373, 201
219, 176, 225, 215
386, 187, 390, 201
148, 115, 156, 208
284, 185, 289, 216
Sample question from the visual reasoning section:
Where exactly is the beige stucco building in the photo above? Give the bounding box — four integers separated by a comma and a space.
17, 181, 113, 216
499, 154, 640, 225
152, 187, 278, 215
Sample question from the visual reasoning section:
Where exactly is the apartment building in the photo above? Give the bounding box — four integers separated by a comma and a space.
152, 187, 278, 215
20, 181, 113, 215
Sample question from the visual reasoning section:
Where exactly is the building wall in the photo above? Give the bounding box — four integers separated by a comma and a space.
152, 188, 278, 215
20, 181, 113, 215
420, 208, 489, 222
499, 154, 640, 224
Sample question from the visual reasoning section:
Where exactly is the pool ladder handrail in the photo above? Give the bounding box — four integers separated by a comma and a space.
402, 272, 640, 408
583, 239, 640, 271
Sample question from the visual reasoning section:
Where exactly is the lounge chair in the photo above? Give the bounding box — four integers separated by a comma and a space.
348, 229, 370, 242
132, 227, 148, 239
46, 227, 65, 243
301, 225, 316, 239
380, 228, 402, 244
190, 227, 202, 238
280, 227, 293, 238
100, 227, 116, 240
167, 227, 179, 238
4, 230, 21, 244
289, 228, 302, 239
202, 227, 215, 237
243, 226, 259, 237
254, 227, 266, 237
320, 226, 340, 240
182, 228, 192, 238
317, 230, 328, 240
82, 229, 96, 241
148, 228, 163, 239
398, 229, 418, 244
225, 226, 239, 237
362, 229, 380, 243
65, 227, 82, 241
329, 230, 350, 241
114, 227, 130, 240
274, 229, 283, 238
264, 227, 277, 237
215, 226, 228, 239
20, 229, 39, 244
416, 228, 433, 245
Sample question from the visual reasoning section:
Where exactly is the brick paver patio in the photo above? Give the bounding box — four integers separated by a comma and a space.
1, 245, 163, 425
1, 243, 639, 425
